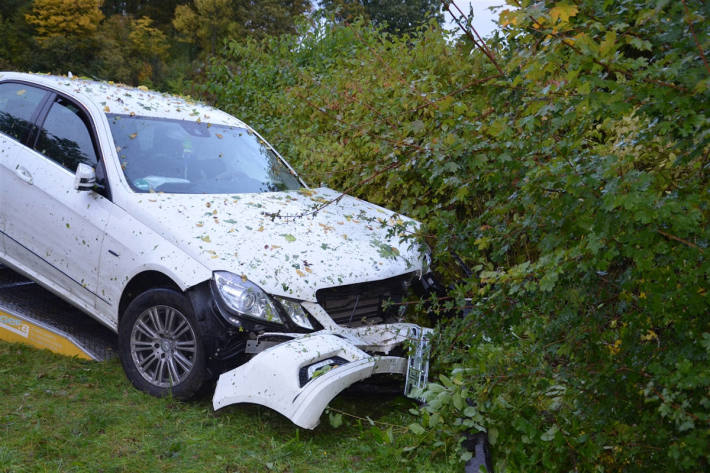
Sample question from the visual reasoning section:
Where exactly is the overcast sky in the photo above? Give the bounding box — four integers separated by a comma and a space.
443, 0, 506, 38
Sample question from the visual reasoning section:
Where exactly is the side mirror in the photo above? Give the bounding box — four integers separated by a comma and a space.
74, 163, 96, 192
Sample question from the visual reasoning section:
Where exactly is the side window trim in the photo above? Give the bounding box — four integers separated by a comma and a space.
27, 91, 56, 149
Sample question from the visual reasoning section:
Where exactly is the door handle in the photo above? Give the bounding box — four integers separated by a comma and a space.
14, 165, 33, 185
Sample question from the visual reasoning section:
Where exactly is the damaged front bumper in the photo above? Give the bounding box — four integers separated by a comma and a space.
213, 324, 432, 429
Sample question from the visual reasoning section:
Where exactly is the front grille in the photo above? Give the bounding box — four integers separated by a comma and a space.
316, 273, 416, 327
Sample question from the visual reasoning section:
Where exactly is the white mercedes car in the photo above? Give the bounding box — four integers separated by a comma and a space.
0, 72, 432, 428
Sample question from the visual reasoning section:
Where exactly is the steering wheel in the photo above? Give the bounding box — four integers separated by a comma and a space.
149, 152, 187, 179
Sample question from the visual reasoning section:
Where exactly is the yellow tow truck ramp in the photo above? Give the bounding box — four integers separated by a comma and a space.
0, 264, 116, 361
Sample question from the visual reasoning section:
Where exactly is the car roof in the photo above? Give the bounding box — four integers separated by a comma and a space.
0, 71, 246, 127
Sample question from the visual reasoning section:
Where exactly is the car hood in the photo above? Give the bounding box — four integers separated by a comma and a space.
125, 188, 423, 301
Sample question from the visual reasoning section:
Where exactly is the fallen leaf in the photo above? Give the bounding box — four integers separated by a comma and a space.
297, 188, 316, 197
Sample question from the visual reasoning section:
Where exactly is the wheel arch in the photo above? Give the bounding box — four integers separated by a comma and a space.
118, 270, 183, 322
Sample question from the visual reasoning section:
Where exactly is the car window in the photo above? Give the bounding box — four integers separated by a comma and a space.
108, 114, 302, 194
0, 82, 47, 142
35, 96, 98, 171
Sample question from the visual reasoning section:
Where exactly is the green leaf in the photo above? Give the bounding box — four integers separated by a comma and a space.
328, 412, 343, 428
488, 427, 499, 446
541, 425, 559, 442
385, 426, 394, 444
439, 374, 454, 389
599, 31, 616, 56
453, 393, 464, 410
408, 423, 425, 435
576, 81, 591, 95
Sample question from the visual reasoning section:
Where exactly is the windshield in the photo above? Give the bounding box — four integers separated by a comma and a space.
107, 114, 302, 194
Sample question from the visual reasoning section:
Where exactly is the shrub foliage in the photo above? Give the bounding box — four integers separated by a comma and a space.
199, 1, 709, 470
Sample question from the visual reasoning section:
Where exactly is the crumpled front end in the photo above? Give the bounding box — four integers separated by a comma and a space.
213, 324, 432, 429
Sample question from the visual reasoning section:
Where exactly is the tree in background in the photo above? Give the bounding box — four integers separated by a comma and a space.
173, 0, 233, 56
128, 16, 169, 82
24, 0, 105, 77
101, 0, 182, 30
98, 15, 169, 86
0, 0, 34, 70
173, 0, 310, 56
232, 0, 312, 39
2, 0, 313, 87
25, 0, 104, 41
320, 0, 443, 35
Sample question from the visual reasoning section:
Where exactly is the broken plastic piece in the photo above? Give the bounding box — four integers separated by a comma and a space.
213, 331, 413, 429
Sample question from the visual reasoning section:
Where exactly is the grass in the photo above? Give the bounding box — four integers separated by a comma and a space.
0, 341, 453, 473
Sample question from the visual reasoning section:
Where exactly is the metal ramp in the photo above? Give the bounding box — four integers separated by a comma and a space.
0, 264, 117, 361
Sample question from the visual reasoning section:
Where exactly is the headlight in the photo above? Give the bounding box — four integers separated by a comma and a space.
213, 271, 282, 324
274, 297, 313, 330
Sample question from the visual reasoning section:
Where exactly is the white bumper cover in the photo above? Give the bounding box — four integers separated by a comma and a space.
213, 324, 431, 429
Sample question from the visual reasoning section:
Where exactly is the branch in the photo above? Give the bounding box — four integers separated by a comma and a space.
444, 1, 505, 76
262, 160, 402, 220
656, 229, 704, 253
325, 407, 409, 431
681, 0, 710, 76
410, 76, 501, 113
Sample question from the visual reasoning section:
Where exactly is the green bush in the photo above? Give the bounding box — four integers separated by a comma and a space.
198, 1, 709, 470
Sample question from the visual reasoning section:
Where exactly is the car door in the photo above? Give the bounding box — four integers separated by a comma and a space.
0, 82, 50, 260
1, 90, 113, 312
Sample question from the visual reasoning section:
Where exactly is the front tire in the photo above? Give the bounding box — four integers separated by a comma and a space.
118, 288, 206, 400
